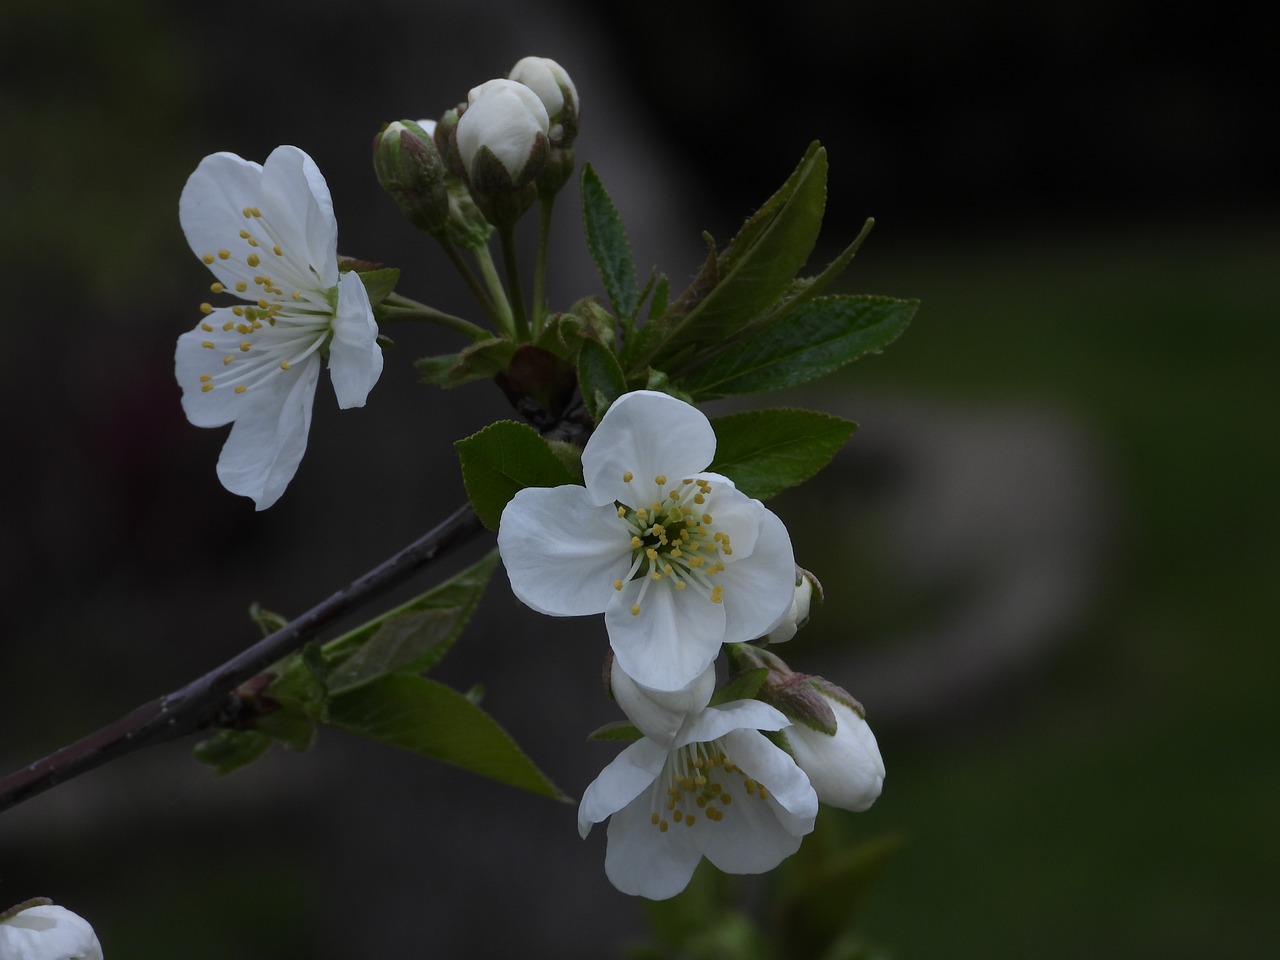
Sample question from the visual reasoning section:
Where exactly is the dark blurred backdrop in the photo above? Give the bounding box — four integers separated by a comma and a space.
1, 1, 1275, 957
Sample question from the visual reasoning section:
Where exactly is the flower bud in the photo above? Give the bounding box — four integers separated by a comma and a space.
372, 120, 449, 234
764, 567, 820, 644
784, 683, 884, 812
456, 79, 550, 195
0, 900, 103, 960
508, 56, 579, 147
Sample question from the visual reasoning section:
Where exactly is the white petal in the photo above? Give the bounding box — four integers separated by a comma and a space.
677, 699, 790, 747
581, 391, 717, 506
0, 904, 103, 960
611, 660, 716, 745
327, 272, 382, 408
215, 354, 321, 510
457, 82, 549, 180
696, 476, 761, 558
725, 728, 819, 823
257, 145, 339, 287
787, 701, 885, 811
719, 508, 796, 644
175, 314, 252, 427
179, 151, 268, 291
603, 785, 702, 899
498, 485, 632, 616
605, 577, 724, 691
577, 737, 667, 837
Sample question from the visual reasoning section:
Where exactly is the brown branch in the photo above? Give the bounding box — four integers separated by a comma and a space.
0, 502, 484, 815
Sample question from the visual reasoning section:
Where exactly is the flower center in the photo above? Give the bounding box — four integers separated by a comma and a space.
611, 474, 732, 616
193, 206, 335, 397
648, 738, 768, 833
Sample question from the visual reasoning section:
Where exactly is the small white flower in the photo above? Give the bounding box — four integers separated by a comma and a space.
497, 390, 797, 691
507, 56, 578, 143
785, 694, 884, 812
579, 698, 817, 899
0, 903, 103, 960
456, 78, 550, 188
176, 145, 382, 510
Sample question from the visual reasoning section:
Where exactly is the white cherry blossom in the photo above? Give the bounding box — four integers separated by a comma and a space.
0, 902, 103, 960
578, 698, 817, 900
176, 145, 382, 510
497, 390, 796, 691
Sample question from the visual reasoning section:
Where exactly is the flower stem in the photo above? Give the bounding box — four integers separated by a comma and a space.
531, 194, 556, 335
499, 225, 531, 342
0, 503, 485, 816
471, 244, 515, 337
379, 294, 489, 341
439, 241, 504, 329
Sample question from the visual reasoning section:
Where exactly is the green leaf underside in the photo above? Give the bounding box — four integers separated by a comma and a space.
194, 728, 272, 776
327, 674, 569, 802
415, 337, 517, 388
709, 408, 857, 501
682, 296, 918, 400
577, 336, 628, 421
649, 142, 828, 365
455, 420, 577, 529
323, 551, 500, 693
581, 164, 638, 319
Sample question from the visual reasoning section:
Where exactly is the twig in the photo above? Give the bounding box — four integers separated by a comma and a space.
0, 502, 484, 815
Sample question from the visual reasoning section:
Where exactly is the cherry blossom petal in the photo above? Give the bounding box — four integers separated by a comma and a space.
498, 485, 633, 616
328, 272, 382, 408
577, 737, 668, 838
605, 576, 725, 690
719, 509, 796, 643
581, 391, 717, 507
215, 355, 321, 510
611, 660, 716, 746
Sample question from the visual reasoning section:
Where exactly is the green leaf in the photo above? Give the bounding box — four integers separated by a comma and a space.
587, 720, 644, 741
326, 674, 569, 802
415, 337, 517, 388
350, 266, 400, 307
577, 336, 628, 421
650, 143, 828, 365
682, 296, 918, 400
323, 551, 500, 692
709, 408, 856, 500
581, 164, 638, 319
194, 728, 272, 776
455, 420, 577, 529
709, 667, 769, 706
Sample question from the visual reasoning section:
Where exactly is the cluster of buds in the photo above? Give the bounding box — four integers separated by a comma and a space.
374, 56, 580, 235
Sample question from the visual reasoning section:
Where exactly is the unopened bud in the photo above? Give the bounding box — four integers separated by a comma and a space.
508, 56, 579, 147
372, 120, 449, 233
457, 79, 550, 195
784, 681, 884, 812
764, 567, 820, 644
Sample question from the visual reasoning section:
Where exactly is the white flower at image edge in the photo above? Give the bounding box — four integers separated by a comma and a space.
0, 904, 103, 960
175, 145, 383, 510
497, 390, 796, 691
578, 698, 818, 900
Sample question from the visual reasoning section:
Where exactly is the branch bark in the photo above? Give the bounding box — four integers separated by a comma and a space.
0, 502, 484, 815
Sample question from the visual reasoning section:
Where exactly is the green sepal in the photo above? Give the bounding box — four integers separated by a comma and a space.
581, 163, 638, 320
709, 408, 857, 500
587, 720, 645, 742
455, 420, 577, 529
416, 337, 518, 389
322, 551, 499, 693
682, 295, 917, 400
194, 728, 272, 776
709, 667, 769, 707
577, 336, 627, 421
326, 673, 570, 802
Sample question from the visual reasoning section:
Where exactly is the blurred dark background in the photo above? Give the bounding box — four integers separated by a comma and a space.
1, 1, 1275, 957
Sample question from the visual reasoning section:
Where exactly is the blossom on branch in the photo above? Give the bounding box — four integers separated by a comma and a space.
497, 390, 796, 691
0, 902, 103, 960
578, 698, 818, 899
176, 146, 382, 510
